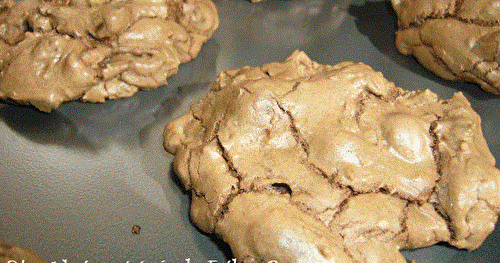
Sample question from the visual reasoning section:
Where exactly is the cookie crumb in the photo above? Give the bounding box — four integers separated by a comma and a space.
131, 225, 141, 234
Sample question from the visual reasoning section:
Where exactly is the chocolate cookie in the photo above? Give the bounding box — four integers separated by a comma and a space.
164, 51, 500, 262
392, 0, 500, 94
0, 241, 48, 263
0, 0, 218, 112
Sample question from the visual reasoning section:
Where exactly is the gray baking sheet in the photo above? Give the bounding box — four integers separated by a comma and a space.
1, 0, 500, 262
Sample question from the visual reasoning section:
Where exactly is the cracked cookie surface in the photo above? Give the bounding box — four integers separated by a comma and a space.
0, 0, 218, 112
392, 0, 500, 94
163, 50, 500, 262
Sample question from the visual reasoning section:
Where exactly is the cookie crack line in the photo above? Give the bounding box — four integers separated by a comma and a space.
428, 118, 443, 202
273, 97, 310, 157
399, 201, 410, 242
329, 192, 353, 223
401, 14, 500, 31
279, 80, 302, 98
210, 134, 242, 221
215, 135, 239, 178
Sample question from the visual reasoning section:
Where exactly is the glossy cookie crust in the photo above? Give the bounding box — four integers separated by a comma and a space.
164, 51, 500, 262
0, 0, 218, 112
392, 0, 500, 94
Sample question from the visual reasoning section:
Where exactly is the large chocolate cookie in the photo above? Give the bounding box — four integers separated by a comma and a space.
0, 0, 218, 112
164, 51, 500, 262
392, 0, 500, 94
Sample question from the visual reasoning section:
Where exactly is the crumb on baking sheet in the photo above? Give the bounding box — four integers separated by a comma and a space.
131, 225, 141, 234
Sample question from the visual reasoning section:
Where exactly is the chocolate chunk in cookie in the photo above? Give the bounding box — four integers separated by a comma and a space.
0, 0, 218, 112
164, 51, 500, 262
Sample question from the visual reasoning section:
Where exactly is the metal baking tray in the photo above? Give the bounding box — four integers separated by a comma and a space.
1, 0, 499, 262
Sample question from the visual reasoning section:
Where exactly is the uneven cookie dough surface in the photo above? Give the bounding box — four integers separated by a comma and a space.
0, 0, 218, 112
164, 51, 500, 262
0, 241, 48, 263
392, 0, 500, 94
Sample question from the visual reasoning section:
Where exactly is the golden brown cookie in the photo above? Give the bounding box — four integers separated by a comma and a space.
0, 0, 218, 112
0, 241, 48, 263
164, 51, 500, 262
392, 0, 500, 94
